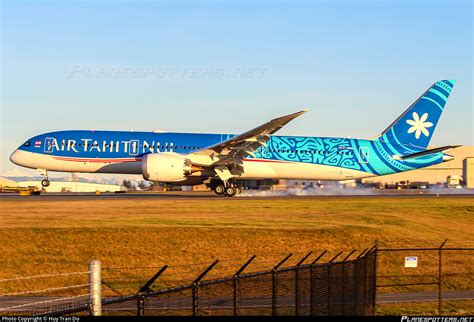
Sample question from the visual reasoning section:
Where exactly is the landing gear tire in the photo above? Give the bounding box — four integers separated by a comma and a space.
224, 186, 237, 197
214, 184, 225, 195
41, 179, 50, 187
235, 187, 242, 195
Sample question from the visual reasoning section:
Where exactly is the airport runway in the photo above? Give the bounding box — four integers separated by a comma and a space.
1, 190, 473, 201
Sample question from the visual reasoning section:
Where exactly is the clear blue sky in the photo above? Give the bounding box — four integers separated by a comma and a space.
1, 0, 472, 174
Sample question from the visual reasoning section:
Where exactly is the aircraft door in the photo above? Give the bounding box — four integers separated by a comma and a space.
359, 147, 369, 163
44, 138, 56, 154
129, 140, 139, 156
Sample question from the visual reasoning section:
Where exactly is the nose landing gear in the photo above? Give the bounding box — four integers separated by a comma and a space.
37, 169, 50, 187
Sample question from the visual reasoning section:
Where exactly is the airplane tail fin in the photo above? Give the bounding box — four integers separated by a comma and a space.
377, 80, 455, 149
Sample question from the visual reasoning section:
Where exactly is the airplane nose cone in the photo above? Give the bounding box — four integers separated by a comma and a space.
9, 149, 36, 168
10, 150, 21, 166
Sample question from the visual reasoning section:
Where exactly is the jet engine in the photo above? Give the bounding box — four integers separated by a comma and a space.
142, 152, 203, 183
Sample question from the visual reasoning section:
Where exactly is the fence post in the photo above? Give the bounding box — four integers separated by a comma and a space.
295, 252, 312, 316
362, 245, 376, 315
353, 257, 359, 315
310, 250, 327, 316
363, 253, 368, 314
438, 239, 448, 315
343, 249, 357, 261
137, 295, 145, 316
192, 260, 219, 316
354, 249, 367, 315
233, 255, 256, 316
327, 251, 342, 315
138, 265, 168, 293
89, 259, 102, 316
326, 263, 331, 315
272, 253, 292, 316
357, 248, 369, 259
341, 250, 356, 315
135, 265, 168, 316
192, 283, 198, 317
372, 241, 378, 316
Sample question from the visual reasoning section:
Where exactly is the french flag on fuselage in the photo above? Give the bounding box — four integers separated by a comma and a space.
35, 140, 42, 148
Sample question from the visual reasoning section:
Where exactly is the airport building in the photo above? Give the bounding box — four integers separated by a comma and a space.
0, 177, 19, 188
0, 178, 123, 193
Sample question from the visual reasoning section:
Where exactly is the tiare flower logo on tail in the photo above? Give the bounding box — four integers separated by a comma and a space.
406, 112, 433, 139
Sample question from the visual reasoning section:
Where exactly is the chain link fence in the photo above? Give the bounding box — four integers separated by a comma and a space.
1, 248, 376, 316
3, 242, 471, 316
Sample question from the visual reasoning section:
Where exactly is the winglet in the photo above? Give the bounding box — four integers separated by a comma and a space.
271, 109, 309, 122
266, 109, 310, 134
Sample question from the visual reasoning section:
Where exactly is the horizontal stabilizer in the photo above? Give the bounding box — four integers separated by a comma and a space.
399, 145, 460, 160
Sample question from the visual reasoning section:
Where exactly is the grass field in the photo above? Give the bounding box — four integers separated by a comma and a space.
0, 195, 473, 314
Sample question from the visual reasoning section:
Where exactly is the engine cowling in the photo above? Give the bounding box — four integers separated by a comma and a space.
142, 152, 199, 182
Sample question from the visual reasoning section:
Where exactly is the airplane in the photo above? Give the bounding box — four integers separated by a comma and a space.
10, 80, 458, 197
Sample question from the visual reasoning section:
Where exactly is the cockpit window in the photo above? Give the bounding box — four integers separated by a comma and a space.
23, 141, 31, 147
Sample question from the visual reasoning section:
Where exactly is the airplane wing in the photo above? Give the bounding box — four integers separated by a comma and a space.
187, 109, 309, 179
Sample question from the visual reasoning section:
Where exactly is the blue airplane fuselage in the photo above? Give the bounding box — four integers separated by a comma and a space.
12, 130, 444, 178
9, 80, 456, 186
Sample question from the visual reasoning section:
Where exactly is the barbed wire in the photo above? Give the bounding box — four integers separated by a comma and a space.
103, 259, 315, 285
0, 271, 90, 283
101, 252, 319, 272
102, 255, 334, 285
0, 283, 91, 297
380, 273, 474, 279
377, 240, 474, 248
102, 256, 252, 271
102, 276, 147, 281
0, 293, 91, 311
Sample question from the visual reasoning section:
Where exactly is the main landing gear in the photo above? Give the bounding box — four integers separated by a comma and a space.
37, 169, 50, 187
214, 181, 242, 197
